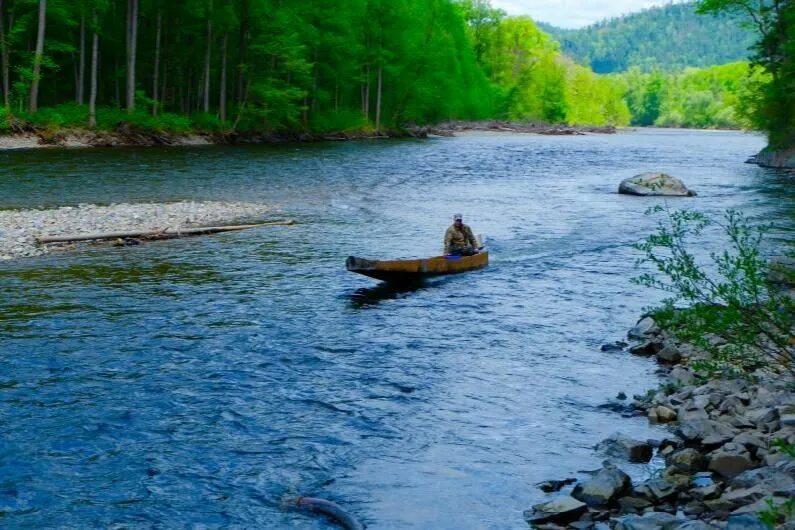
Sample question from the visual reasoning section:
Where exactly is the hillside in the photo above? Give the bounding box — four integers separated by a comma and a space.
538, 2, 755, 73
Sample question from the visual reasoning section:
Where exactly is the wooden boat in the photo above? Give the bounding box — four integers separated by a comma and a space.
346, 251, 488, 282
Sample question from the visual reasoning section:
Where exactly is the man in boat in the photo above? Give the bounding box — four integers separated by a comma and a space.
444, 214, 480, 256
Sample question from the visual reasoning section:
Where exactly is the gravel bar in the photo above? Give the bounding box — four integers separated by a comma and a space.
0, 201, 275, 260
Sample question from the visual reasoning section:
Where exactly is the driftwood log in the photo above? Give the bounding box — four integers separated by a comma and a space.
36, 219, 296, 244
292, 497, 365, 530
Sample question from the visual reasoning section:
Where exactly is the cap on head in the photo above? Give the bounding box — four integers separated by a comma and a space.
453, 214, 463, 221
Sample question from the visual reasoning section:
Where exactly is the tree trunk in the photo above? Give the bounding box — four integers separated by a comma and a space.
236, 0, 249, 106
77, 13, 85, 104
88, 12, 98, 128
152, 9, 161, 115
0, 0, 9, 108
364, 64, 370, 118
126, 0, 138, 112
219, 31, 227, 121
375, 62, 382, 132
29, 0, 46, 112
203, 16, 212, 113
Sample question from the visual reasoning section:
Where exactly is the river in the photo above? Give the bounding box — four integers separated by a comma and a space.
0, 129, 791, 528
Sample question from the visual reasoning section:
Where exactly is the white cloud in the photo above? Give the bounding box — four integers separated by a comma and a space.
491, 0, 686, 28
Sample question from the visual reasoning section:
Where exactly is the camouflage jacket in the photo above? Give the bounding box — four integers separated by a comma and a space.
444, 224, 477, 254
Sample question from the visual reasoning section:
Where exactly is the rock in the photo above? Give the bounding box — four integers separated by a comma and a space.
656, 406, 678, 423
731, 433, 767, 453
630, 341, 663, 356
669, 367, 696, 385
656, 344, 683, 364
667, 448, 707, 473
618, 172, 697, 197
676, 418, 718, 443
714, 485, 767, 510
602, 342, 628, 352
676, 520, 719, 530
537, 478, 577, 493
628, 317, 661, 340
732, 496, 790, 517
614, 511, 681, 530
725, 513, 771, 529
708, 444, 753, 479
572, 464, 632, 508
730, 466, 795, 492
634, 478, 677, 502
618, 496, 653, 514
744, 408, 779, 429
524, 495, 588, 525
596, 433, 654, 463
691, 484, 721, 501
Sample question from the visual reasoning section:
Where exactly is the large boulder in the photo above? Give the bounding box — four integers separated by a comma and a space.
667, 448, 707, 474
524, 495, 588, 525
619, 173, 697, 197
572, 463, 632, 507
708, 443, 753, 479
628, 316, 661, 339
596, 433, 654, 463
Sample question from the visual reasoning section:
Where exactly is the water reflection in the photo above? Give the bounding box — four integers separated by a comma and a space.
348, 280, 427, 306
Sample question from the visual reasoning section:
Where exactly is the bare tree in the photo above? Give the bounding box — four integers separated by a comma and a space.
126, 0, 138, 112
202, 2, 212, 113
29, 0, 47, 112
219, 31, 227, 121
88, 10, 98, 127
152, 8, 161, 115
77, 13, 85, 104
0, 0, 9, 108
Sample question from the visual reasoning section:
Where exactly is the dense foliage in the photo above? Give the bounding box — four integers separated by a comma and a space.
539, 2, 755, 74
697, 0, 795, 149
0, 0, 496, 133
462, 9, 630, 125
0, 0, 782, 134
615, 62, 767, 129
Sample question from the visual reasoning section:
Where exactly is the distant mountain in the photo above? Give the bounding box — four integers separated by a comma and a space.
538, 2, 756, 73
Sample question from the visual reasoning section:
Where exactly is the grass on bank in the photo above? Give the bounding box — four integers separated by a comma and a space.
0, 104, 382, 137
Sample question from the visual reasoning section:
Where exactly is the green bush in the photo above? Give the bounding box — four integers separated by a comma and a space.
190, 112, 228, 133
96, 108, 193, 134
310, 110, 371, 133
19, 103, 89, 130
0, 107, 9, 132
633, 207, 795, 378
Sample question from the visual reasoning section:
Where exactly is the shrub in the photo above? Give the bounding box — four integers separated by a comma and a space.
633, 207, 795, 378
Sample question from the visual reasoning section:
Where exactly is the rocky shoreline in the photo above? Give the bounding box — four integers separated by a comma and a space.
526, 314, 795, 529
426, 120, 617, 136
0, 201, 275, 260
0, 121, 617, 150
748, 146, 795, 170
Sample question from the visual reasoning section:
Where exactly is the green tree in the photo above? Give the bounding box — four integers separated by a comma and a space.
697, 0, 795, 147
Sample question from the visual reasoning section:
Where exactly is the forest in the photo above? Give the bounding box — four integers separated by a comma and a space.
539, 2, 755, 74
0, 0, 790, 143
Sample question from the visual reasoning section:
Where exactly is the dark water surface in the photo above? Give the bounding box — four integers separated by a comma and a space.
1, 130, 791, 528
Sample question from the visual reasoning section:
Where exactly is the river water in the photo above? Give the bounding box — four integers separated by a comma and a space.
0, 129, 791, 528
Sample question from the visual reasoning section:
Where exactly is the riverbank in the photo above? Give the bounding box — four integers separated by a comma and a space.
750, 146, 795, 170
526, 312, 795, 529
0, 121, 619, 150
0, 201, 275, 260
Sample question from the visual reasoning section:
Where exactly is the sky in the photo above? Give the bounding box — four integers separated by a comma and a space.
491, 0, 686, 29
